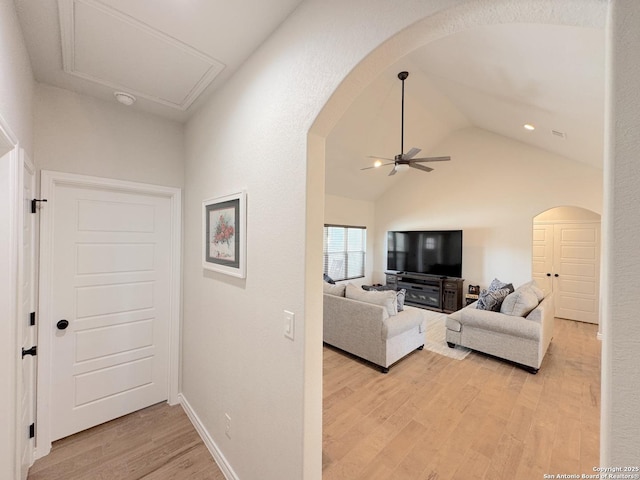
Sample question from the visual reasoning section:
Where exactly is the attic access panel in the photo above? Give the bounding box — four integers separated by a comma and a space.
59, 0, 225, 110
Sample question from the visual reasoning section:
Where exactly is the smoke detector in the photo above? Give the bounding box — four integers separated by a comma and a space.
114, 92, 136, 106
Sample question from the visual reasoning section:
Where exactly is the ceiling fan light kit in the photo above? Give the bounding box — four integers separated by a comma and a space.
362, 71, 451, 176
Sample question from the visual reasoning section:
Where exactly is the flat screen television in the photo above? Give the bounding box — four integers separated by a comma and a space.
387, 230, 462, 278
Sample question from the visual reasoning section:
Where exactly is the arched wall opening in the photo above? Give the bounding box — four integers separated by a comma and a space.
532, 206, 602, 327
306, 1, 608, 475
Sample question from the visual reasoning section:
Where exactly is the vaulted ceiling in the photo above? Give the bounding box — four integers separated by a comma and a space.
325, 23, 605, 201
15, 2, 605, 202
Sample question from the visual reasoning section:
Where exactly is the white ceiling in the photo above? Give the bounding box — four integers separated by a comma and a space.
325, 23, 605, 201
14, 4, 605, 202
15, 0, 304, 121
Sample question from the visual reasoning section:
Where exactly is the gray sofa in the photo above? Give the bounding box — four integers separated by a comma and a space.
323, 283, 426, 373
445, 287, 555, 373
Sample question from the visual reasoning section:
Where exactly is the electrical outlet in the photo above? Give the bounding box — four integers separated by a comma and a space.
225, 413, 231, 439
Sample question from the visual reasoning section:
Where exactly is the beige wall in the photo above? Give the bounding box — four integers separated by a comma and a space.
34, 84, 184, 188
183, 1, 614, 478
0, 0, 34, 156
373, 127, 603, 289
601, 0, 640, 465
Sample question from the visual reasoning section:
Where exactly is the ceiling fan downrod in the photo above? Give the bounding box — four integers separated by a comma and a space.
398, 71, 408, 158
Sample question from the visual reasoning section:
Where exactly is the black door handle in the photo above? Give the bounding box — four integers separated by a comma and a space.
56, 319, 69, 330
554, 274, 559, 278
546, 273, 551, 277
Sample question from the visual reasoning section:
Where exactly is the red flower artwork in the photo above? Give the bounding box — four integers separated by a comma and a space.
213, 213, 235, 247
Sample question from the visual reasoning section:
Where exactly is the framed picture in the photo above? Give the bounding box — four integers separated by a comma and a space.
202, 191, 246, 278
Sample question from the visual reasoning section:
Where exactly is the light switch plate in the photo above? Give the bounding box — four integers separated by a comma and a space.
284, 310, 295, 340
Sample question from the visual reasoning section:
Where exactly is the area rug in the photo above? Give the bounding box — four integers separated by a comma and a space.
419, 309, 471, 360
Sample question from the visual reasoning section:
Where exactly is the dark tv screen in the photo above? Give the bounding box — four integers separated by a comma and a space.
387, 230, 462, 278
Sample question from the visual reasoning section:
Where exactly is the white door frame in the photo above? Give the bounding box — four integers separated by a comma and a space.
18, 150, 36, 480
36, 171, 182, 459
0, 115, 22, 480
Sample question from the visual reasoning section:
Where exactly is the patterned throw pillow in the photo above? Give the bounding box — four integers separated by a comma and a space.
396, 289, 406, 312
488, 278, 514, 293
476, 287, 511, 311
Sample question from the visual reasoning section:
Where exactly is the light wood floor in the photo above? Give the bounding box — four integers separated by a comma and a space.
323, 318, 601, 480
28, 402, 226, 480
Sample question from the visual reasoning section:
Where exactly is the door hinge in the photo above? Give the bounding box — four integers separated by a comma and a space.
30, 312, 36, 326
31, 198, 47, 213
29, 423, 35, 439
22, 346, 37, 358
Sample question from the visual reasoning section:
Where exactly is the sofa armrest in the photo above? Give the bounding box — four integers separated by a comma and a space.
383, 307, 425, 339
323, 294, 388, 341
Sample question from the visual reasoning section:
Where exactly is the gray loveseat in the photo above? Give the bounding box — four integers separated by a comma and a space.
445, 283, 555, 373
323, 283, 426, 373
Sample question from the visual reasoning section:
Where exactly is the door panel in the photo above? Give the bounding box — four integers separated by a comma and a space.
532, 224, 553, 295
553, 223, 600, 323
50, 183, 171, 441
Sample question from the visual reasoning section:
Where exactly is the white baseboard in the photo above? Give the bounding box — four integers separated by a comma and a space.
178, 393, 239, 480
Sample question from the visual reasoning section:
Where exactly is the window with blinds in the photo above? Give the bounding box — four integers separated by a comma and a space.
323, 225, 366, 282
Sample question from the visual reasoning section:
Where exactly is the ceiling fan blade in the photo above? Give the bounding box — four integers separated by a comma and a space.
361, 161, 394, 171
409, 163, 434, 173
388, 166, 398, 176
367, 155, 395, 161
402, 147, 421, 160
410, 156, 451, 163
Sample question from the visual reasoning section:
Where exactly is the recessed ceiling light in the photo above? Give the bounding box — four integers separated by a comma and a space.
523, 124, 535, 131
114, 91, 136, 106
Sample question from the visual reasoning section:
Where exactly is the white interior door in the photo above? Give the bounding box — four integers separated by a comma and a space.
47, 178, 172, 441
532, 224, 554, 296
19, 156, 36, 480
553, 223, 600, 324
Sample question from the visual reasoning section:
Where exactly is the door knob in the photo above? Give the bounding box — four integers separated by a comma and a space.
56, 319, 69, 330
546, 273, 551, 277
554, 273, 559, 277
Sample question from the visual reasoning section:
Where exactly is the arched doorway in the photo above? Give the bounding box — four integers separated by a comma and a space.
308, 1, 608, 477
533, 206, 601, 324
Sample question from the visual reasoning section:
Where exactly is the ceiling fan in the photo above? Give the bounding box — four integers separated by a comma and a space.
362, 71, 451, 176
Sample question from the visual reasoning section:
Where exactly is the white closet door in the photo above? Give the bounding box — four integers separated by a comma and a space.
532, 224, 554, 296
553, 223, 600, 324
47, 180, 171, 441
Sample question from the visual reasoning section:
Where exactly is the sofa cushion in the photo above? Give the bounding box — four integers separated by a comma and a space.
323, 281, 345, 296
500, 288, 539, 317
460, 308, 540, 340
346, 283, 397, 316
515, 280, 545, 302
477, 287, 511, 311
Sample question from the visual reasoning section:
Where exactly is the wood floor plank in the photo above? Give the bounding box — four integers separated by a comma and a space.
28, 403, 225, 480
324, 318, 601, 480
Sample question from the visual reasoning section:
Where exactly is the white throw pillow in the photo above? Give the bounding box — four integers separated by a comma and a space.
345, 283, 398, 316
515, 280, 545, 302
323, 281, 345, 297
500, 288, 539, 317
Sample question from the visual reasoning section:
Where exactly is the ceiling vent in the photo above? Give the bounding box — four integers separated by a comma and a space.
551, 129, 567, 139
